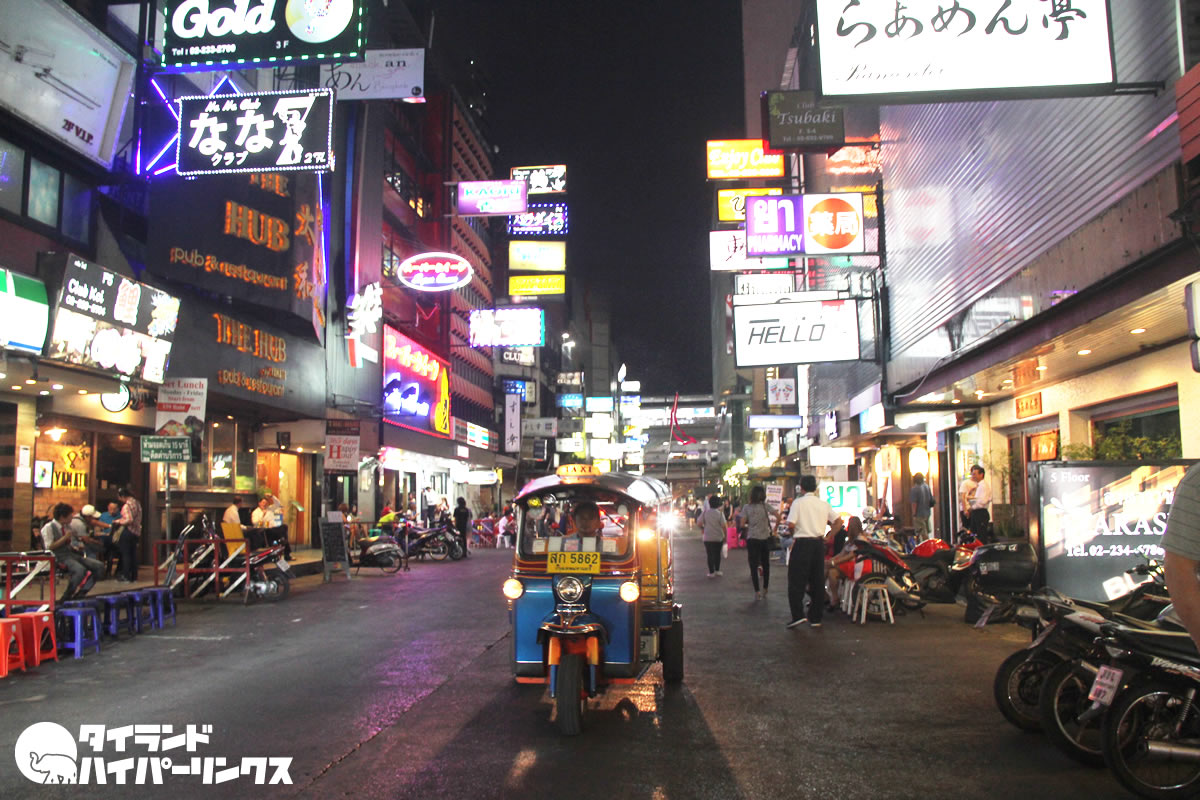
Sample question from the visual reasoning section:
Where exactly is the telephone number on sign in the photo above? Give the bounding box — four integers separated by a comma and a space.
1064, 544, 1164, 559
181, 44, 237, 56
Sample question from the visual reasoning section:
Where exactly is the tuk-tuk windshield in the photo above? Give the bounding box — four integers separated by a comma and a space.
516, 486, 637, 560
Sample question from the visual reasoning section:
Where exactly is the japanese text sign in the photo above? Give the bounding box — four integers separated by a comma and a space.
745, 193, 865, 257
815, 0, 1115, 102
507, 203, 569, 236
732, 298, 860, 367
382, 325, 451, 439
395, 252, 473, 292
762, 91, 845, 150
176, 88, 334, 176
509, 274, 565, 296
469, 307, 545, 347
321, 48, 424, 100
508, 240, 566, 272
706, 140, 785, 179
456, 180, 528, 216
716, 188, 782, 223
510, 164, 567, 194
163, 0, 365, 71
709, 230, 789, 272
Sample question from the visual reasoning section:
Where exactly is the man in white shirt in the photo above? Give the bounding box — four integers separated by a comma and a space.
222, 496, 246, 530
251, 495, 290, 555
422, 486, 439, 527
960, 465, 992, 540
785, 475, 843, 629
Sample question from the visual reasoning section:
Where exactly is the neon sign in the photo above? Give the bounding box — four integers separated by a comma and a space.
395, 252, 473, 292
382, 325, 450, 438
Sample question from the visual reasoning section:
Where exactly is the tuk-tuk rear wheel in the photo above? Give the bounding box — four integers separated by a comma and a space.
661, 620, 684, 684
555, 653, 585, 736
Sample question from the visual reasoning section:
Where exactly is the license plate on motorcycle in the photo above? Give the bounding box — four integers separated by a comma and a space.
277, 557, 291, 573
1088, 665, 1124, 705
547, 551, 600, 574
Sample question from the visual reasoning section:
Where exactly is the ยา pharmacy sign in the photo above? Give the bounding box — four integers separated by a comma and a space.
744, 193, 866, 257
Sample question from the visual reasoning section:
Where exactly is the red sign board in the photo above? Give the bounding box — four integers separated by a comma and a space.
396, 252, 473, 292
382, 325, 451, 438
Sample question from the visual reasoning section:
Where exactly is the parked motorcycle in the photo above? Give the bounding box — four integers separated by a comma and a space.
848, 536, 925, 613
239, 530, 291, 603
352, 530, 405, 573
904, 533, 981, 602
953, 539, 1038, 625
396, 521, 461, 562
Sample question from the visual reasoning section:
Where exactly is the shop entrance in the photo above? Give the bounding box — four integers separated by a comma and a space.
257, 451, 312, 549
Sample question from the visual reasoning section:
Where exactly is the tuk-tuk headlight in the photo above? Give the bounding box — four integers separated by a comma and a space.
619, 581, 640, 603
502, 578, 524, 600
638, 528, 655, 542
556, 576, 585, 603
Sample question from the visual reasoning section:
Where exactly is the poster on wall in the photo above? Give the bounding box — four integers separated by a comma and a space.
381, 325, 451, 439
1039, 461, 1189, 603
154, 377, 208, 461
732, 298, 860, 367
324, 419, 360, 473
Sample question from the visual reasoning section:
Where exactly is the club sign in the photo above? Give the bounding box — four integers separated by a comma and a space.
395, 252, 473, 292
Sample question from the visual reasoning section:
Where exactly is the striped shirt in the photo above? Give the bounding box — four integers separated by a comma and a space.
1163, 462, 1200, 560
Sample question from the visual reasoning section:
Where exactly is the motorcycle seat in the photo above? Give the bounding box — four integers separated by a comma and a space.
1110, 625, 1200, 663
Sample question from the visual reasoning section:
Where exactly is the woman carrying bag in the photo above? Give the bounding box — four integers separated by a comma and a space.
741, 485, 780, 600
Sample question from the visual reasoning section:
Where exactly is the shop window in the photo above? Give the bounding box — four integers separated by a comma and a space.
27, 158, 59, 227
61, 173, 92, 243
236, 424, 256, 492
156, 421, 257, 492
0, 137, 25, 216
186, 428, 209, 487
210, 421, 235, 489
1092, 407, 1181, 460
94, 433, 133, 495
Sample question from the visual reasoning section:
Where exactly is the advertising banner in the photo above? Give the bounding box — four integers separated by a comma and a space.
162, 0, 366, 71
42, 253, 180, 384
321, 48, 424, 101
748, 414, 805, 429
507, 203, 569, 237
814, 0, 1115, 103
147, 171, 326, 326
510, 165, 567, 194
1039, 462, 1187, 603
509, 274, 565, 296
154, 377, 208, 460
468, 307, 545, 347
504, 394, 521, 452
522, 418, 558, 437
767, 378, 796, 406
762, 91, 845, 150
456, 180, 528, 216
176, 88, 334, 176
0, 0, 136, 168
557, 393, 583, 409
393, 252, 473, 292
382, 325, 451, 439
733, 299, 860, 367
705, 140, 785, 179
709, 231, 789, 272
324, 419, 360, 473
745, 193, 865, 257
508, 240, 566, 272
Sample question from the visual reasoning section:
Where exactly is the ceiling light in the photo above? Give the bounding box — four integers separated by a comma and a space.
951, 397, 961, 405
38, 390, 49, 396
1036, 365, 1048, 371
1077, 348, 1092, 356
1001, 378, 1013, 384
1130, 327, 1146, 335
11, 385, 21, 390
212, 422, 220, 428
78, 389, 88, 395
0, 373, 5, 380
975, 390, 985, 398
227, 414, 234, 420
24, 378, 35, 385
45, 427, 67, 441
51, 383, 63, 390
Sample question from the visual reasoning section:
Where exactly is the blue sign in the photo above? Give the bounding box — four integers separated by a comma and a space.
557, 393, 583, 409
503, 379, 526, 399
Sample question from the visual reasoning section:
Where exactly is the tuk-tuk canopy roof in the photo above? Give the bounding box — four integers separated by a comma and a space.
514, 470, 672, 508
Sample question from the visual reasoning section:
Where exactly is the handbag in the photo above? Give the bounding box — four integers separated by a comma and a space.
767, 532, 782, 550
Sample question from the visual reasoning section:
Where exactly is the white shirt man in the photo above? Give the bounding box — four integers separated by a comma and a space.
223, 499, 245, 530
252, 499, 281, 528
785, 477, 843, 629
960, 465, 992, 539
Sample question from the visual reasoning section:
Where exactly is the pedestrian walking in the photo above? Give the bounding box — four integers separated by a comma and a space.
909, 472, 934, 540
698, 495, 726, 577
453, 497, 472, 557
740, 485, 779, 599
785, 475, 843, 629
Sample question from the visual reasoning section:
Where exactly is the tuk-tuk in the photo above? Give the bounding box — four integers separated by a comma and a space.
502, 464, 684, 734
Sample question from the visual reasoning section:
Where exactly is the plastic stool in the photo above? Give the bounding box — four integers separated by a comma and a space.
143, 587, 176, 627
95, 595, 135, 638
0, 618, 26, 677
57, 607, 102, 658
855, 583, 894, 625
11, 611, 57, 668
123, 591, 158, 633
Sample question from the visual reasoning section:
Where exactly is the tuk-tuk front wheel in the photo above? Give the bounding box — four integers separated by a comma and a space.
555, 653, 586, 735
661, 620, 684, 684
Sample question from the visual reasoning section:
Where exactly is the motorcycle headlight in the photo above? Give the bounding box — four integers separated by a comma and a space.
556, 575, 585, 603
502, 578, 524, 600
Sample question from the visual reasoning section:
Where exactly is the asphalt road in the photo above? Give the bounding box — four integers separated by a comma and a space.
1, 536, 1136, 799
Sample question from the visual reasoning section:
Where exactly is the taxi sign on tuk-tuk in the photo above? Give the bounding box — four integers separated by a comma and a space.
556, 463, 600, 479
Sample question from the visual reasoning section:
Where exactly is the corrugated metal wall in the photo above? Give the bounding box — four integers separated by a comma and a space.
882, 2, 1182, 356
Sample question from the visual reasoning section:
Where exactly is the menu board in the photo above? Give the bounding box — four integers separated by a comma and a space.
42, 253, 180, 384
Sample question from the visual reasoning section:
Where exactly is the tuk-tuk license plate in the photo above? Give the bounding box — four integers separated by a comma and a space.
1088, 665, 1124, 706
547, 552, 601, 574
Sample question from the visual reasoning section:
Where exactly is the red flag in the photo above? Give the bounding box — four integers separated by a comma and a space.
669, 392, 697, 445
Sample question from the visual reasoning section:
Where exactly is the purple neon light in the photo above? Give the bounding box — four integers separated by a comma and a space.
153, 163, 177, 175
144, 75, 235, 177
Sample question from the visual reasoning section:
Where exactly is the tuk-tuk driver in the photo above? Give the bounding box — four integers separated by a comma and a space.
567, 501, 602, 538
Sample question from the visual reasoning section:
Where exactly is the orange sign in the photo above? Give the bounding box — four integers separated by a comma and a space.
706, 140, 785, 180
1029, 430, 1059, 461
716, 187, 782, 222
1015, 393, 1043, 419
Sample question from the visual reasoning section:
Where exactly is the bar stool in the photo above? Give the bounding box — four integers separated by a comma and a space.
94, 595, 136, 638
57, 607, 102, 658
854, 583, 895, 625
142, 587, 176, 628
122, 591, 159, 633
0, 618, 27, 677
10, 611, 58, 668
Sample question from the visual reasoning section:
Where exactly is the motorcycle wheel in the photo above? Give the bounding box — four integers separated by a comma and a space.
993, 649, 1061, 732
266, 569, 290, 602
381, 554, 403, 574
1104, 681, 1200, 799
1039, 659, 1106, 766
661, 620, 684, 685
448, 538, 465, 561
425, 540, 449, 561
555, 653, 586, 736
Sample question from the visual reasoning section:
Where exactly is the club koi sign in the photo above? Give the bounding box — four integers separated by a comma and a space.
395, 252, 473, 292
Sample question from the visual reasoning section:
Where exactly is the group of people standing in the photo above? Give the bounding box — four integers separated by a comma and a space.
38, 487, 143, 602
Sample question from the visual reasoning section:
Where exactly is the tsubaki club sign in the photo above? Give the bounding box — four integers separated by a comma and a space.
745, 193, 865, 257
395, 252, 473, 292
382, 325, 451, 438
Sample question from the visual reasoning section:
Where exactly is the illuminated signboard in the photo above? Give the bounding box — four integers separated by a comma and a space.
321, 48, 424, 101
557, 393, 583, 409
382, 325, 451, 438
176, 88, 334, 176
745, 193, 865, 257
456, 180, 528, 216
500, 346, 536, 366
762, 91, 845, 150
814, 0, 1115, 104
509, 274, 565, 296
508, 240, 566, 272
44, 254, 180, 384
733, 298, 860, 367
748, 414, 805, 430
469, 308, 545, 347
502, 379, 527, 399
822, 481, 868, 513
464, 421, 491, 449
507, 203, 569, 237
510, 164, 567, 194
585, 396, 614, 413
396, 252, 473, 292
0, 268, 49, 355
705, 140, 785, 180
716, 187, 782, 223
162, 0, 365, 71
709, 230, 789, 272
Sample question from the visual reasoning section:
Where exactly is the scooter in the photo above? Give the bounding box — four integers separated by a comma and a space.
951, 538, 1039, 625
352, 529, 405, 573
234, 531, 291, 602
395, 520, 460, 561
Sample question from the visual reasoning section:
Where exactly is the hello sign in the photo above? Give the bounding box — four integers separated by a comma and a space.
395, 252, 473, 292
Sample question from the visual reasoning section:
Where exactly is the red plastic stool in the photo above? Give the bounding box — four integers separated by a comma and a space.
0, 618, 26, 677
11, 611, 58, 668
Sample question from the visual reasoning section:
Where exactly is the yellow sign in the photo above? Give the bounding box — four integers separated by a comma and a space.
716, 187, 782, 222
557, 463, 600, 478
547, 551, 601, 574
509, 240, 566, 272
509, 273, 565, 295
706, 140, 785, 180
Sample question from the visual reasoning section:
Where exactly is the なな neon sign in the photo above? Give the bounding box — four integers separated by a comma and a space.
395, 252, 473, 292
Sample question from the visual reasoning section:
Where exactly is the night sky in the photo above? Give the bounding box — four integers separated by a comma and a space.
434, 2, 745, 396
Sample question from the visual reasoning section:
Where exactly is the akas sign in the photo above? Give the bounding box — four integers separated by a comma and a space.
382, 325, 451, 439
732, 298, 860, 367
176, 88, 334, 175
163, 0, 366, 71
745, 193, 865, 257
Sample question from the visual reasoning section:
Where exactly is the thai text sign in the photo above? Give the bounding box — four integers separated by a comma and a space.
815, 0, 1115, 102
321, 48, 424, 100
176, 88, 334, 175
456, 180, 527, 216
507, 203, 568, 236
510, 164, 567, 194
140, 436, 193, 463
763, 91, 845, 150
706, 140, 785, 179
163, 0, 365, 71
509, 274, 565, 296
469, 307, 545, 347
382, 325, 451, 439
732, 299, 860, 367
745, 193, 865, 257
508, 240, 566, 272
822, 481, 868, 513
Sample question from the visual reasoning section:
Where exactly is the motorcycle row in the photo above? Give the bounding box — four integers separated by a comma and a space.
349, 517, 468, 574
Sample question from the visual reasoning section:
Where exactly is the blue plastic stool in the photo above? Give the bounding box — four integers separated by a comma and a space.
56, 607, 102, 658
143, 588, 176, 627
122, 591, 159, 633
94, 595, 135, 638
